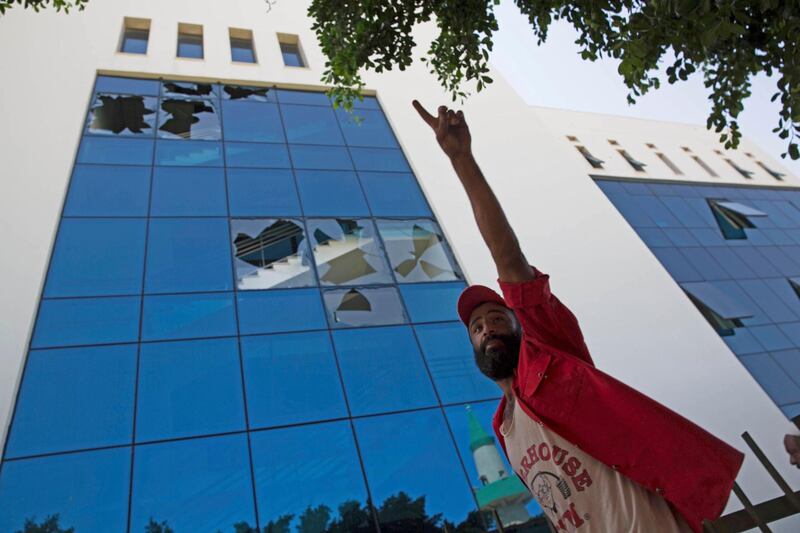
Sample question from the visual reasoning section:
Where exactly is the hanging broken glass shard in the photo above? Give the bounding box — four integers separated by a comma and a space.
162, 81, 218, 99
158, 98, 221, 140
322, 286, 406, 327
308, 219, 392, 286
231, 219, 314, 290
222, 85, 274, 102
86, 94, 157, 136
377, 219, 463, 283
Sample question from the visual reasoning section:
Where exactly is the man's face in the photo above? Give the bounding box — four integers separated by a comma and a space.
467, 302, 521, 381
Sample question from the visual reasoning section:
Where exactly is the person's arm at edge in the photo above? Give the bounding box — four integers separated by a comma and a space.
412, 100, 534, 283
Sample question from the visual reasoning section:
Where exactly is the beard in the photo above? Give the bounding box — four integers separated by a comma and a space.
474, 332, 521, 381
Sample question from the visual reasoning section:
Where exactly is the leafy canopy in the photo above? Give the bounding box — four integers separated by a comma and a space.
0, 0, 87, 15
308, 0, 800, 160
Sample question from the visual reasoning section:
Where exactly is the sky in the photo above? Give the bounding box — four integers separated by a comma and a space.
489, 1, 800, 178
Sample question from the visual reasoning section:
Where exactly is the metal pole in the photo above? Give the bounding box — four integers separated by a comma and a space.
732, 482, 772, 533
492, 510, 505, 533
741, 431, 800, 513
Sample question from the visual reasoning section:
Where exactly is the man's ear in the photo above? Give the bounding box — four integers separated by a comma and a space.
509, 309, 522, 335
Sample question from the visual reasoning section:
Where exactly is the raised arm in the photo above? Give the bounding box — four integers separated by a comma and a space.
412, 100, 534, 282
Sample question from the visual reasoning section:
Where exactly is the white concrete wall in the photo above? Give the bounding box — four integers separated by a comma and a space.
0, 0, 797, 528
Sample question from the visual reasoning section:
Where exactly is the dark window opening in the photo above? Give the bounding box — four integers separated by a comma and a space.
789, 278, 800, 299
88, 95, 156, 136
163, 81, 215, 99
576, 146, 604, 169
618, 149, 646, 172
656, 152, 682, 175
232, 219, 314, 289
755, 161, 785, 181
158, 98, 220, 140
707, 199, 767, 240
724, 159, 754, 179
692, 155, 718, 177
280, 41, 305, 67
223, 85, 272, 101
685, 293, 743, 337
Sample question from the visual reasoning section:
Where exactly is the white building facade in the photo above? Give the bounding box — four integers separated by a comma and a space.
0, 1, 798, 531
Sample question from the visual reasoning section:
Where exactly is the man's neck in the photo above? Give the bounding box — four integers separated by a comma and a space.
497, 377, 514, 401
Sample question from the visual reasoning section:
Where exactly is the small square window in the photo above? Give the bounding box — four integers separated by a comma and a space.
230, 28, 256, 63
120, 17, 150, 54
278, 34, 306, 67
177, 23, 204, 59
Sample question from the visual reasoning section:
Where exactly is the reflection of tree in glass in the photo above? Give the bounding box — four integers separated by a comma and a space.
89, 95, 154, 135
16, 514, 74, 533
18, 492, 527, 533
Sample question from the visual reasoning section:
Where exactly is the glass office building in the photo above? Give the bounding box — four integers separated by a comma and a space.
597, 178, 800, 422
0, 76, 547, 532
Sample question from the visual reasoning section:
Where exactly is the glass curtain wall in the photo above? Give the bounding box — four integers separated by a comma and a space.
0, 76, 545, 533
597, 178, 800, 423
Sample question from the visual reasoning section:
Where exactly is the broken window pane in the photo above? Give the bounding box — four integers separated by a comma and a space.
307, 219, 392, 286
231, 219, 314, 290
376, 219, 463, 283
222, 85, 276, 102
322, 286, 406, 328
158, 98, 221, 140
162, 81, 218, 99
86, 94, 157, 136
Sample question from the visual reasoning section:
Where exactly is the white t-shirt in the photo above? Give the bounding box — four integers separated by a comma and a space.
500, 394, 692, 532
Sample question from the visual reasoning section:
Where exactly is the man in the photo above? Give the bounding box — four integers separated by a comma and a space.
412, 100, 745, 532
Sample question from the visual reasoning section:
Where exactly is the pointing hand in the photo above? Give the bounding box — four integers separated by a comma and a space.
412, 100, 472, 162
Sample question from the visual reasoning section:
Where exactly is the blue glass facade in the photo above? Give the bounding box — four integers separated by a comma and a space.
597, 178, 800, 421
0, 76, 544, 532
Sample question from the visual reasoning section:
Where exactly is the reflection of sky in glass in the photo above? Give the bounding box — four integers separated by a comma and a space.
6, 344, 136, 458
251, 421, 369, 531
355, 409, 477, 525
0, 447, 131, 533
333, 325, 438, 415
5, 76, 496, 530
136, 338, 246, 442
415, 322, 500, 404
241, 331, 348, 428
131, 434, 256, 532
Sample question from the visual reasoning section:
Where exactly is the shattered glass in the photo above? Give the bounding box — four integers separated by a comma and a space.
162, 81, 218, 99
87, 94, 157, 136
158, 98, 221, 140
377, 219, 462, 283
222, 85, 275, 102
232, 219, 314, 290
307, 219, 392, 286
322, 286, 406, 328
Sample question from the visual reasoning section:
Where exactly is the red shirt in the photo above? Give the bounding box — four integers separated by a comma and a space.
491, 270, 744, 533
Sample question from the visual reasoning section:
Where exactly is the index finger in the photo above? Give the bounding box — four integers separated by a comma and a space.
412, 100, 436, 128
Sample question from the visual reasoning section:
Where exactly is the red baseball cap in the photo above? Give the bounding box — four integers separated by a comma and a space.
457, 285, 509, 327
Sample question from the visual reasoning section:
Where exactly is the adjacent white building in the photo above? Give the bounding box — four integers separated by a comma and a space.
0, 1, 798, 531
